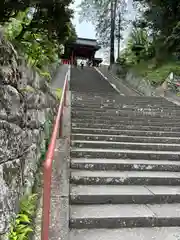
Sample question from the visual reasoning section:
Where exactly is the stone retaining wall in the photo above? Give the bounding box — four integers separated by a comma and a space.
99, 64, 166, 97
0, 34, 57, 237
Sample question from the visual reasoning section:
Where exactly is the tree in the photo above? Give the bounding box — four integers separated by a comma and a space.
4, 8, 76, 71
1, 1, 77, 77
130, 27, 151, 61
116, 1, 127, 60
79, 0, 128, 64
133, 0, 180, 37
0, 0, 75, 45
131, 0, 180, 62
118, 26, 155, 64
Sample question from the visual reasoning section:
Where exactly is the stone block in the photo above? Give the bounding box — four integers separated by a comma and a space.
0, 159, 22, 234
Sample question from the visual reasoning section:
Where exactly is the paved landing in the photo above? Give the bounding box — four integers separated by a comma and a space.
70, 67, 117, 93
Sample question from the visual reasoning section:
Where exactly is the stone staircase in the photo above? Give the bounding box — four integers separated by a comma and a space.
69, 91, 180, 240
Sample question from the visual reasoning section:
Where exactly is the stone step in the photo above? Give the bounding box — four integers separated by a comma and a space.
71, 96, 178, 105
70, 185, 180, 204
72, 140, 180, 152
72, 108, 180, 114
72, 123, 180, 132
70, 203, 180, 228
72, 102, 179, 109
71, 134, 180, 144
69, 227, 180, 240
72, 103, 176, 110
72, 92, 161, 99
70, 170, 180, 185
71, 148, 180, 161
72, 94, 169, 103
72, 118, 180, 126
72, 114, 180, 122
72, 105, 178, 113
72, 91, 161, 98
72, 106, 180, 114
72, 98, 174, 106
72, 101, 180, 108
72, 110, 180, 118
71, 94, 171, 101
71, 91, 121, 97
71, 158, 180, 172
72, 127, 180, 138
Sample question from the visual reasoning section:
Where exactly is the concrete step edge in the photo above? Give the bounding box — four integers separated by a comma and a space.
72, 119, 180, 126
71, 147, 180, 154
72, 140, 180, 147
71, 158, 180, 171
69, 203, 180, 228
72, 127, 180, 134
69, 227, 180, 240
70, 185, 180, 196
71, 134, 180, 143
71, 158, 180, 166
70, 185, 180, 204
72, 124, 180, 131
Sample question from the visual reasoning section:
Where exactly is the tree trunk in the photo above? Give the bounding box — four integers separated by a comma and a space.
117, 12, 121, 60
110, 0, 115, 65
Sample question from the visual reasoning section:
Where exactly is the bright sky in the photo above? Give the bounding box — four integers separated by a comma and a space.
72, 0, 96, 38
71, 0, 136, 62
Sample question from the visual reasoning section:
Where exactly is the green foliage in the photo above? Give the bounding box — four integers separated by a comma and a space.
79, 0, 128, 48
43, 119, 53, 150
119, 27, 154, 66
4, 9, 31, 40
55, 88, 62, 101
132, 0, 180, 59
130, 60, 180, 86
134, 0, 180, 37
1, 2, 77, 79
8, 194, 38, 240
20, 194, 38, 216
1, 1, 75, 43
4, 10, 61, 72
166, 21, 180, 55
116, 0, 180, 85
20, 86, 35, 93
37, 69, 51, 82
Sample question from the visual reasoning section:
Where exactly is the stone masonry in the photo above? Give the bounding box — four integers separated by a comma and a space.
0, 33, 57, 237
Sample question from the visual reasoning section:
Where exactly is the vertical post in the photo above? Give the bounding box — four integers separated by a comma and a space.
64, 80, 67, 107
59, 109, 63, 137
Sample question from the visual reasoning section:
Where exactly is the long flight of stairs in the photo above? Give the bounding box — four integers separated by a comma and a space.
69, 91, 180, 240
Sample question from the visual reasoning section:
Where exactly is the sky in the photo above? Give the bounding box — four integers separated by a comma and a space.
72, 0, 96, 39
71, 0, 136, 62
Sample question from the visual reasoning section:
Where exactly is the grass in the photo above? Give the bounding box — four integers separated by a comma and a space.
55, 88, 62, 100
130, 60, 180, 86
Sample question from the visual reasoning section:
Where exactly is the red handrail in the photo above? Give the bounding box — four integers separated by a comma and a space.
41, 72, 69, 240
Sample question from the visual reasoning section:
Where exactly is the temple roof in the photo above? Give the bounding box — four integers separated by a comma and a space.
63, 37, 101, 59
75, 38, 98, 47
